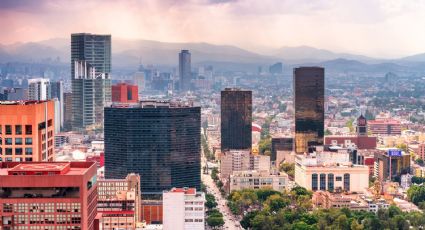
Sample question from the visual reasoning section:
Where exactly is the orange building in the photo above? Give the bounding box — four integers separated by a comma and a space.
111, 83, 138, 103
0, 100, 55, 162
141, 200, 163, 224
0, 161, 98, 229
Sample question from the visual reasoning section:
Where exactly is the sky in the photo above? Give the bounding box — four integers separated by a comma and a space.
1, 0, 425, 58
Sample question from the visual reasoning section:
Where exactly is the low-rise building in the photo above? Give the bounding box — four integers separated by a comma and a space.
229, 170, 290, 192
163, 188, 205, 230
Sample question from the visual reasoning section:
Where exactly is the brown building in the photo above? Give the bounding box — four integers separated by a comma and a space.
293, 67, 325, 153
0, 161, 98, 229
97, 173, 141, 229
141, 200, 163, 224
0, 100, 55, 162
111, 83, 138, 103
368, 119, 401, 135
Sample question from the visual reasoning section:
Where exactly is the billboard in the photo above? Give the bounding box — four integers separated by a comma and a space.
387, 149, 402, 157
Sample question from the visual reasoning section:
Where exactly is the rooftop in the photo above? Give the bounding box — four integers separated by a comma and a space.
368, 119, 401, 125
0, 100, 50, 106
111, 100, 196, 109
168, 187, 197, 195
0, 162, 95, 176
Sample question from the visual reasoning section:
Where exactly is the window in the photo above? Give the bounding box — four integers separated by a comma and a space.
25, 148, 33, 155
0, 125, 2, 134
320, 173, 326, 191
328, 174, 334, 192
343, 173, 350, 192
5, 138, 12, 145
6, 148, 12, 155
25, 157, 33, 162
15, 125, 22, 135
336, 176, 342, 181
48, 119, 52, 127
25, 138, 33, 145
312, 173, 318, 191
0, 137, 2, 145
0, 148, 2, 154
15, 138, 22, 145
6, 125, 12, 135
6, 157, 12, 162
15, 148, 23, 155
25, 125, 32, 135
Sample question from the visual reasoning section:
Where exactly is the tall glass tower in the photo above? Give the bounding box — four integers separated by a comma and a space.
104, 101, 201, 197
71, 33, 111, 131
179, 50, 191, 92
293, 67, 325, 153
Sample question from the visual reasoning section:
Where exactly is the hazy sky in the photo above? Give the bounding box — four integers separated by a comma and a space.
1, 0, 425, 58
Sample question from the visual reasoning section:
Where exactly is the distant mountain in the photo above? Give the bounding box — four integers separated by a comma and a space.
399, 52, 425, 62
274, 46, 377, 63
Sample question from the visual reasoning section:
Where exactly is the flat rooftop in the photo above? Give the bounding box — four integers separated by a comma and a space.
0, 162, 95, 176
111, 100, 196, 108
0, 100, 49, 105
167, 187, 197, 195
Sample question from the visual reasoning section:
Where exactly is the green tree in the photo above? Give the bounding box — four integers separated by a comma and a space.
264, 194, 289, 212
407, 184, 425, 205
240, 211, 259, 229
207, 216, 224, 228
205, 193, 218, 209
259, 137, 272, 155
280, 162, 295, 178
350, 219, 364, 230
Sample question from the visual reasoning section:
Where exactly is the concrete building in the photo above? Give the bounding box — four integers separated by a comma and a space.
0, 161, 98, 229
0, 100, 55, 162
220, 149, 251, 180
97, 173, 141, 229
374, 150, 410, 181
368, 119, 401, 135
112, 83, 138, 103
63, 92, 73, 131
295, 152, 369, 193
163, 187, 205, 230
229, 170, 290, 192
271, 137, 293, 162
51, 81, 64, 131
28, 78, 50, 101
141, 200, 163, 225
293, 67, 325, 153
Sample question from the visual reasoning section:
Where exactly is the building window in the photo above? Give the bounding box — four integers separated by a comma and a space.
6, 148, 12, 155
25, 125, 32, 135
25, 138, 33, 145
25, 148, 33, 155
0, 125, 2, 134
15, 125, 22, 135
25, 157, 33, 162
312, 173, 318, 191
15, 138, 23, 145
0, 137, 2, 145
5, 125, 12, 135
15, 148, 23, 155
336, 176, 342, 181
5, 138, 12, 145
343, 173, 350, 192
48, 119, 53, 127
320, 173, 326, 191
328, 174, 334, 192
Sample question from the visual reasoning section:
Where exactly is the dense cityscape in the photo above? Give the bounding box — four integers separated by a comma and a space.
1, 1, 425, 230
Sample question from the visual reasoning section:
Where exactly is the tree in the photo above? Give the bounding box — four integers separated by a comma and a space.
407, 184, 425, 205
205, 193, 218, 209
240, 211, 259, 229
264, 194, 289, 212
211, 168, 219, 181
207, 216, 224, 228
280, 162, 295, 178
259, 137, 272, 155
416, 158, 424, 166
325, 129, 332, 135
350, 219, 364, 230
291, 186, 312, 198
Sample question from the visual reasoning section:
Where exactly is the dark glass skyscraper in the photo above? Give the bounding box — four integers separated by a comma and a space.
179, 50, 191, 91
221, 88, 252, 151
293, 67, 325, 153
71, 33, 111, 131
104, 101, 201, 196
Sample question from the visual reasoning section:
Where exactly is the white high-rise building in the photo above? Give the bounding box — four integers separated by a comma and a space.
28, 78, 50, 100
163, 187, 205, 230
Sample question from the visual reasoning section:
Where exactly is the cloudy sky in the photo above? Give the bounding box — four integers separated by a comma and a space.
1, 0, 425, 58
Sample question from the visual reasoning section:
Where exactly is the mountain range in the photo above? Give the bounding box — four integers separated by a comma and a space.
1, 38, 425, 73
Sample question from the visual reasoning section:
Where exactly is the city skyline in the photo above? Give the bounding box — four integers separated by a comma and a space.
1, 0, 425, 58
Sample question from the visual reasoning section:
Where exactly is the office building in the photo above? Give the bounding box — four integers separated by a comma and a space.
293, 67, 325, 153
163, 188, 205, 230
0, 100, 55, 162
63, 92, 73, 131
294, 153, 369, 193
28, 78, 50, 101
179, 50, 191, 91
71, 33, 111, 131
368, 119, 402, 135
97, 173, 141, 229
220, 149, 251, 180
72, 61, 111, 131
229, 170, 289, 192
374, 150, 410, 181
112, 83, 138, 103
0, 161, 98, 229
104, 101, 201, 196
271, 137, 293, 162
221, 88, 252, 151
51, 81, 64, 131
269, 62, 283, 74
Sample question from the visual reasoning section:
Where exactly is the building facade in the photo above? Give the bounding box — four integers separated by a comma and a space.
0, 161, 98, 229
71, 33, 111, 131
104, 101, 201, 196
51, 81, 64, 131
63, 92, 73, 131
271, 137, 293, 162
229, 170, 289, 192
179, 50, 191, 92
97, 173, 141, 229
368, 119, 402, 135
374, 150, 410, 181
221, 88, 252, 151
163, 188, 205, 230
111, 83, 138, 103
293, 67, 325, 153
0, 100, 55, 162
28, 78, 50, 101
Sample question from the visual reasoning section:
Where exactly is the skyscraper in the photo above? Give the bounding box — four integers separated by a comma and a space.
71, 33, 111, 131
51, 81, 64, 131
111, 83, 138, 103
28, 78, 50, 100
293, 67, 325, 153
104, 101, 201, 196
221, 88, 252, 151
179, 50, 191, 91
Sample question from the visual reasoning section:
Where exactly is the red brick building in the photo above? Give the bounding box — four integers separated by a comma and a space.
0, 161, 98, 229
141, 200, 163, 224
111, 83, 138, 103
0, 100, 55, 162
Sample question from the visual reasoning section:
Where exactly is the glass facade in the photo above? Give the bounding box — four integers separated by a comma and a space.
293, 67, 324, 153
179, 50, 191, 91
320, 173, 326, 190
312, 173, 318, 191
327, 173, 334, 192
221, 89, 252, 151
104, 103, 201, 196
344, 173, 350, 192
